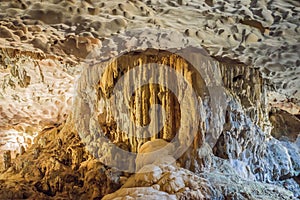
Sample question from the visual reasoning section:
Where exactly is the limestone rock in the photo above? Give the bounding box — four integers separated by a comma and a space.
136, 139, 175, 171
269, 108, 300, 142
0, 0, 299, 199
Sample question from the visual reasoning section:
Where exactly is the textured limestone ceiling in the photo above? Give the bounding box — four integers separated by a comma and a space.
0, 0, 299, 154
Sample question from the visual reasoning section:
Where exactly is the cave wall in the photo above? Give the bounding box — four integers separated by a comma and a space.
0, 28, 298, 198
72, 42, 299, 196
0, 48, 76, 164
0, 0, 299, 198
73, 46, 268, 173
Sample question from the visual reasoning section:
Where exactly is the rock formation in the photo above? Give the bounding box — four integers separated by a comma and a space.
0, 0, 299, 199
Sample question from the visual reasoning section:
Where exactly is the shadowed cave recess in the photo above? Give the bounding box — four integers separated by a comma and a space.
0, 0, 299, 199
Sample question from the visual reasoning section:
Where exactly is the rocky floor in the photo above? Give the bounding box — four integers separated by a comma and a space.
0, 121, 297, 199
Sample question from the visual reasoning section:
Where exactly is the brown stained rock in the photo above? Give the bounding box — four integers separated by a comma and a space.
270, 108, 300, 142
31, 37, 50, 53
0, 26, 14, 38
240, 19, 266, 34
3, 150, 11, 170
205, 0, 214, 7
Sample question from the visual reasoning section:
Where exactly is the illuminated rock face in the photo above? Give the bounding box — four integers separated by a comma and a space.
71, 46, 299, 199
0, 48, 75, 166
72, 46, 298, 198
73, 46, 269, 174
0, 42, 299, 199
